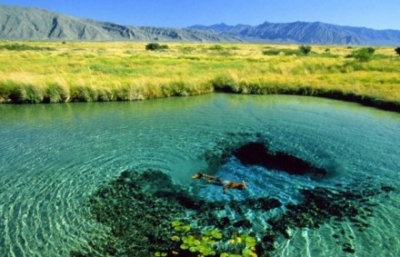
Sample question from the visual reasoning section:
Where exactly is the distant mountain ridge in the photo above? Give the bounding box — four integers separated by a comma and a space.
1, 5, 400, 45
0, 5, 242, 42
189, 22, 400, 45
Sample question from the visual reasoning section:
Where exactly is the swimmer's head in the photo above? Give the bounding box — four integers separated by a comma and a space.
192, 172, 203, 179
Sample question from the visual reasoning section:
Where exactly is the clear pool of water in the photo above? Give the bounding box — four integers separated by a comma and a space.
0, 94, 399, 256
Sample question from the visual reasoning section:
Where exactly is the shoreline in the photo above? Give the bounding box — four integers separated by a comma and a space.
1, 42, 399, 112
1, 88, 399, 113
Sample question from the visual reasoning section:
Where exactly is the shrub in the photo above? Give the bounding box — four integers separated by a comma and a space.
262, 49, 281, 56
209, 45, 224, 51
299, 45, 312, 55
262, 48, 300, 56
282, 49, 301, 56
145, 43, 169, 51
0, 43, 53, 51
395, 47, 400, 56
347, 47, 375, 62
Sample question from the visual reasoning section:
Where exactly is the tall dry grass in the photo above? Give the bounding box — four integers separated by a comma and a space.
0, 41, 399, 110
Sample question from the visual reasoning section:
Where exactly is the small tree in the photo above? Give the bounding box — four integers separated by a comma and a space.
145, 43, 168, 51
395, 47, 400, 56
299, 45, 312, 55
349, 47, 375, 62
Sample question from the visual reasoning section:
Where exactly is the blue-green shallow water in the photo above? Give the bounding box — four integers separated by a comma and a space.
0, 94, 399, 257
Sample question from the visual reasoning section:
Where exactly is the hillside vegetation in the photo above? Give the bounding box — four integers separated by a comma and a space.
0, 41, 399, 111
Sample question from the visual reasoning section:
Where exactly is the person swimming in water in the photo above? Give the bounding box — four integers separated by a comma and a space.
192, 172, 246, 193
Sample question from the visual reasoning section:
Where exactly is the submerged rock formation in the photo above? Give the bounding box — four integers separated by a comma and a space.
233, 142, 327, 177
72, 132, 395, 256
203, 132, 327, 179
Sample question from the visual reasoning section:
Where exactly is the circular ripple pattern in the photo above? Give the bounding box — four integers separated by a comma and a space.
0, 94, 399, 256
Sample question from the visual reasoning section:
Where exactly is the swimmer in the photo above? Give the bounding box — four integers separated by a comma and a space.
192, 172, 246, 193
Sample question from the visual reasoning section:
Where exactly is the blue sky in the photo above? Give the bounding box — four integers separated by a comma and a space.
1, 0, 400, 30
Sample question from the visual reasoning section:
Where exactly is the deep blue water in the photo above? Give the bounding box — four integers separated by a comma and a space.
0, 94, 399, 256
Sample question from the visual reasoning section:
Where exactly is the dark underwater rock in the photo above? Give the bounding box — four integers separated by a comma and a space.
203, 132, 327, 179
233, 142, 327, 177
233, 219, 252, 228
342, 243, 356, 253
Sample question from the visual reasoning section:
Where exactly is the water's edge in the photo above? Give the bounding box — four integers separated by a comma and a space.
2, 90, 400, 113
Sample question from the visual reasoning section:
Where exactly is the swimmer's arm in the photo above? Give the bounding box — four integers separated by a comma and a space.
202, 174, 216, 179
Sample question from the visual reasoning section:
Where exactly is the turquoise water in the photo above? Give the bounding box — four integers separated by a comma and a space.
0, 94, 399, 256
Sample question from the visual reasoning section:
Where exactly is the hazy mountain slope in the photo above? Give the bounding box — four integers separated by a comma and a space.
2, 5, 400, 45
190, 21, 400, 45
0, 5, 242, 42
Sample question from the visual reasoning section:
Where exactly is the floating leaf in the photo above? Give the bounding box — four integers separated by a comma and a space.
171, 235, 180, 241
211, 230, 222, 239
244, 235, 256, 247
204, 230, 212, 236
242, 248, 258, 257
181, 225, 191, 232
183, 235, 195, 244
171, 220, 181, 227
180, 243, 189, 250
202, 236, 211, 242
203, 249, 216, 256
155, 252, 168, 257
192, 239, 201, 246
189, 246, 198, 252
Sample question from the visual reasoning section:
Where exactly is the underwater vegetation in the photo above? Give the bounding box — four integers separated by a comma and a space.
156, 220, 258, 256
71, 132, 395, 257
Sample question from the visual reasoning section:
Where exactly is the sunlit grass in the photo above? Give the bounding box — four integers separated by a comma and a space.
0, 41, 399, 110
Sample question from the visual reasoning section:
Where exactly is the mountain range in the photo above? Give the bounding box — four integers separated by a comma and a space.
0, 5, 242, 42
1, 5, 400, 45
189, 22, 400, 45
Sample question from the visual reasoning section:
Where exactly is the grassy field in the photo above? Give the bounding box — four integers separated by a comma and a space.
0, 41, 399, 111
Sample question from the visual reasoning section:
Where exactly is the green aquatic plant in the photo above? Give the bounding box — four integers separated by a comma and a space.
172, 220, 191, 233
167, 221, 258, 257
171, 221, 219, 256
155, 251, 168, 257
222, 233, 257, 257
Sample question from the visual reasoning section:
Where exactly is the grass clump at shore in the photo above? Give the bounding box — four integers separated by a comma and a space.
0, 41, 399, 111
